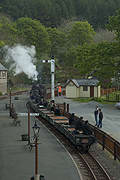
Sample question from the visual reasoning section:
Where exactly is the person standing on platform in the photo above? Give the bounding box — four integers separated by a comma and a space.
98, 108, 103, 128
58, 85, 62, 96
94, 105, 99, 126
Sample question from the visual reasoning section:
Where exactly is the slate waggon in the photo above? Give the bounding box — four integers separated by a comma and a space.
27, 83, 96, 153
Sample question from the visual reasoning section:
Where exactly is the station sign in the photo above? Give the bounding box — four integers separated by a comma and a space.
18, 113, 39, 116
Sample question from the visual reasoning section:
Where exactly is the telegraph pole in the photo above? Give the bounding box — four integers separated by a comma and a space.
51, 56, 55, 101
42, 56, 55, 101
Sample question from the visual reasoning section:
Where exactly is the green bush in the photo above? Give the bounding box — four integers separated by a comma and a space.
0, 91, 3, 96
93, 97, 103, 102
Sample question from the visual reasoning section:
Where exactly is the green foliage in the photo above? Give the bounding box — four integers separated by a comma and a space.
73, 97, 94, 103
0, 0, 75, 26
15, 17, 51, 54
73, 96, 116, 104
0, 91, 2, 96
13, 72, 32, 85
1, 5, 120, 88
74, 41, 120, 87
46, 27, 66, 57
107, 9, 120, 42
0, 15, 18, 45
0, 40, 5, 47
1, 0, 120, 28
67, 21, 95, 46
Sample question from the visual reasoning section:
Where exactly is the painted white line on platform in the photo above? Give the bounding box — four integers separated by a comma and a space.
18, 113, 39, 116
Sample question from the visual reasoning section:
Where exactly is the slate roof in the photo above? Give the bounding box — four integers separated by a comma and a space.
0, 63, 7, 71
66, 79, 99, 87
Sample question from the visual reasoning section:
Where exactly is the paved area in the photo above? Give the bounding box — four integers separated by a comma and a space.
0, 93, 81, 180
55, 96, 120, 143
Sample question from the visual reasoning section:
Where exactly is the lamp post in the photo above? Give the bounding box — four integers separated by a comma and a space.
28, 108, 30, 144
9, 88, 12, 117
9, 88, 12, 108
32, 121, 40, 180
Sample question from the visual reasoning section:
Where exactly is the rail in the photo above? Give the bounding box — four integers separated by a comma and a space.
0, 90, 29, 100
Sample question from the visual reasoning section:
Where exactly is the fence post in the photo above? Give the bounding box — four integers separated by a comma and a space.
102, 134, 105, 150
63, 102, 66, 114
67, 104, 69, 113
114, 142, 117, 160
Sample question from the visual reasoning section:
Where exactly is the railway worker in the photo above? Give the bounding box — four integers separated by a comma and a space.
97, 108, 103, 128
58, 85, 62, 96
94, 105, 99, 126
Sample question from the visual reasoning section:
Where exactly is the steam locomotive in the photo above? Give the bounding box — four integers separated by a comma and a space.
30, 82, 46, 103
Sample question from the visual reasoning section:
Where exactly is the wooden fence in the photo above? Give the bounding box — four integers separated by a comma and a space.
101, 88, 117, 96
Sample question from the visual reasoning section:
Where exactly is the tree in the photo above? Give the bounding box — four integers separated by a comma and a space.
74, 41, 120, 87
47, 27, 66, 57
15, 17, 51, 54
0, 15, 17, 45
67, 21, 95, 46
107, 9, 120, 42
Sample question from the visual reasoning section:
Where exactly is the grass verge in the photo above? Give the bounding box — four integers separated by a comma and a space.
73, 97, 116, 104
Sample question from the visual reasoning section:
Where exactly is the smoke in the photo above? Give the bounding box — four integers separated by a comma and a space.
5, 44, 38, 80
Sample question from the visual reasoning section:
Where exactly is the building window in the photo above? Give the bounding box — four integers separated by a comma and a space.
0, 71, 6, 79
83, 86, 88, 91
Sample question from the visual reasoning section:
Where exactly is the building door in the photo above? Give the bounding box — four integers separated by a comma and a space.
90, 86, 94, 97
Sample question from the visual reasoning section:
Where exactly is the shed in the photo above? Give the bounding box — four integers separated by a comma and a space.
0, 63, 7, 94
65, 79, 100, 98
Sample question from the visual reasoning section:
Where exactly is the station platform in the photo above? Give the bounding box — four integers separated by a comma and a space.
55, 96, 120, 143
0, 93, 81, 180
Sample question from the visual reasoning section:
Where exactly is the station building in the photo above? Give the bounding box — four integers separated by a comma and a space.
0, 63, 7, 95
65, 79, 101, 98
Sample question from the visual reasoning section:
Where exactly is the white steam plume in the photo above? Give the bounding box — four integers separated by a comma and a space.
5, 44, 38, 80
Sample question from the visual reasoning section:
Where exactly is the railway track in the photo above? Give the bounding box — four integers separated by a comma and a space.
36, 114, 112, 180
77, 152, 111, 180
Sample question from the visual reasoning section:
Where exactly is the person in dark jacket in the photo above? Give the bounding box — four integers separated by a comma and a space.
94, 105, 98, 126
98, 108, 103, 128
